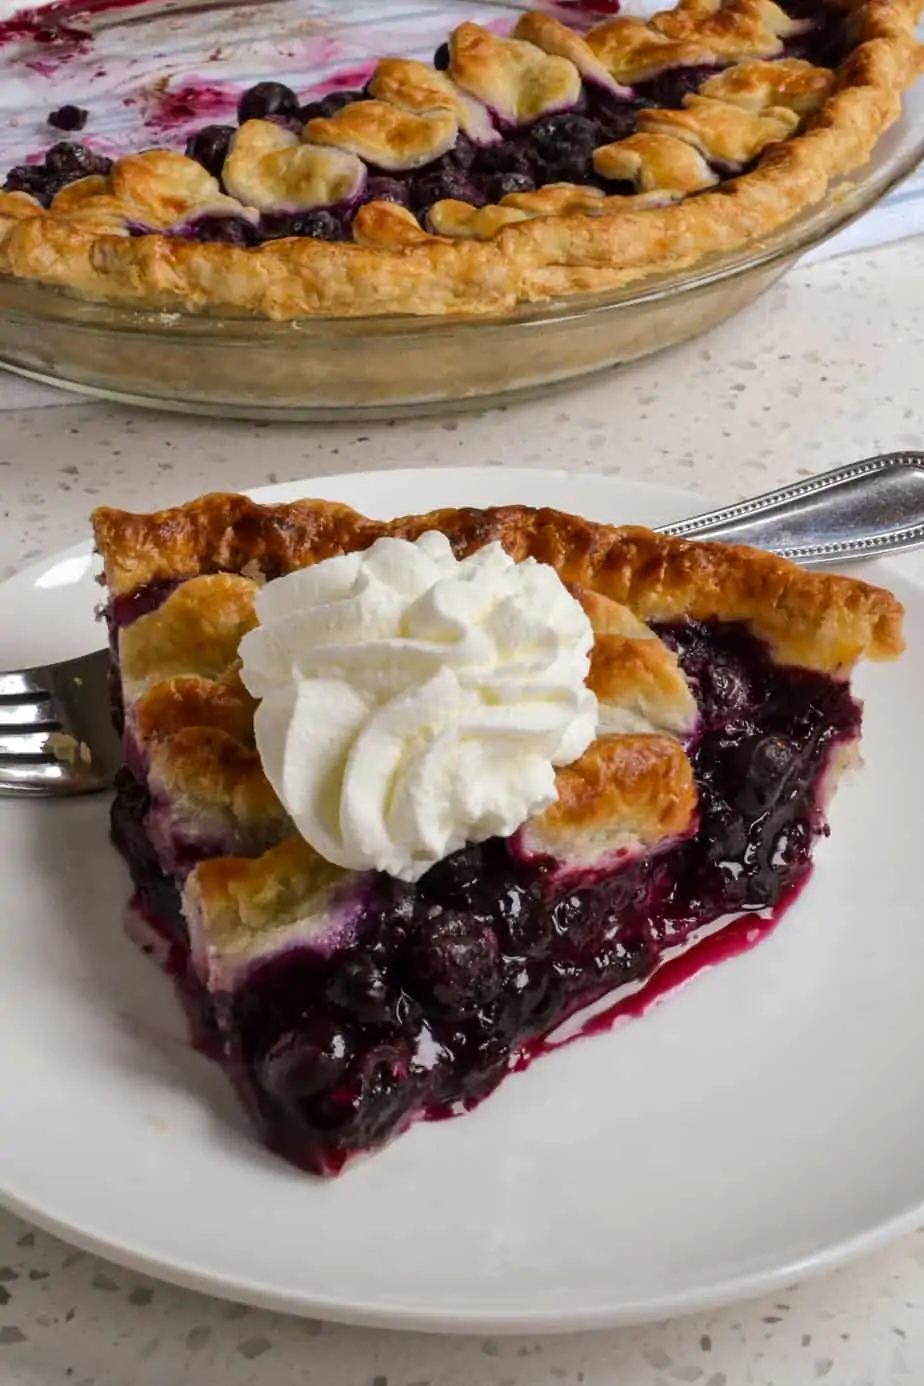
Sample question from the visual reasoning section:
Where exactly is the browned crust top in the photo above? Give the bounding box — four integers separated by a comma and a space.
93, 491, 905, 674
524, 732, 698, 862
101, 486, 905, 934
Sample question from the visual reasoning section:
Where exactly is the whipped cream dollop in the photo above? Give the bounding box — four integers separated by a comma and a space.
238, 531, 597, 882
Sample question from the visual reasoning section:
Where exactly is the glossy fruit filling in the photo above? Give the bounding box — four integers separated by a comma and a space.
108, 593, 861, 1176
4, 0, 846, 230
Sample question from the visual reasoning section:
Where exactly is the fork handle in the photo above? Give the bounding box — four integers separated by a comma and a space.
655, 452, 924, 566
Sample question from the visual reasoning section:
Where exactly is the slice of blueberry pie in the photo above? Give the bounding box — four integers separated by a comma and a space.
0, 0, 921, 318
92, 491, 904, 1175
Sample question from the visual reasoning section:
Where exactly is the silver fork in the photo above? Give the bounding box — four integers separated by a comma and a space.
0, 648, 121, 796
655, 450, 924, 560
4, 450, 924, 797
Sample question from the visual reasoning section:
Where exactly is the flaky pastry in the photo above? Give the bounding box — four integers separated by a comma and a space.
95, 487, 904, 1175
0, 0, 918, 319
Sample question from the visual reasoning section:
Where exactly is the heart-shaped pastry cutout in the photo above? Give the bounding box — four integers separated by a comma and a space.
224, 121, 366, 213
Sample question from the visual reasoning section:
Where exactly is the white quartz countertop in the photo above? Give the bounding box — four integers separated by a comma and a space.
2, 236, 924, 1386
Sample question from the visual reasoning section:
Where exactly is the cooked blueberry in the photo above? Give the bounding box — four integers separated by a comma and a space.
551, 891, 597, 945
190, 215, 256, 246
257, 1019, 352, 1102
47, 104, 87, 132
594, 933, 650, 983
326, 954, 395, 1025
600, 871, 637, 921
509, 958, 553, 1022
773, 818, 812, 865
302, 1038, 411, 1143
363, 175, 410, 206
742, 868, 785, 908
437, 132, 476, 171
703, 802, 749, 862
456, 1031, 509, 1100
237, 80, 300, 124
3, 165, 61, 206
184, 124, 235, 179
745, 734, 798, 803
704, 660, 751, 712
527, 113, 599, 180
383, 880, 418, 933
433, 41, 451, 70
489, 171, 536, 199
262, 209, 343, 241
496, 885, 551, 957
317, 89, 364, 118
635, 64, 719, 109
295, 209, 345, 239
550, 955, 587, 990
473, 139, 533, 179
419, 844, 484, 908
410, 168, 487, 214
411, 915, 501, 1015
586, 91, 640, 143
45, 141, 111, 179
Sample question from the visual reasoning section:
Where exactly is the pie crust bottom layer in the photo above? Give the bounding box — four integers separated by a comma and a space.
109, 612, 861, 1175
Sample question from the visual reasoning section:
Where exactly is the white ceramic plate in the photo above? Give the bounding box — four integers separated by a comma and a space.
2, 466, 924, 1335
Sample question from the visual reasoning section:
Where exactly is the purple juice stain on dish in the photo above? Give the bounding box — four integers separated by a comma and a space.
0, 0, 150, 68
143, 80, 240, 135
310, 62, 376, 95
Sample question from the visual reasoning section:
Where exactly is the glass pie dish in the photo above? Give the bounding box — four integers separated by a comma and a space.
0, 0, 921, 419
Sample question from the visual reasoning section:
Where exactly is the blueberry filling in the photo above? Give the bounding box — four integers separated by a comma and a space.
633, 63, 723, 109
2, 164, 62, 207
779, 0, 849, 54
409, 167, 490, 216
298, 89, 366, 124
489, 171, 537, 199
184, 124, 235, 180
110, 578, 181, 630
584, 85, 644, 142
109, 607, 861, 1175
520, 111, 602, 183
260, 208, 345, 241
47, 140, 109, 179
193, 214, 261, 245
3, 3, 846, 229
362, 175, 410, 207
434, 130, 478, 172
466, 138, 536, 183
3, 140, 111, 207
237, 80, 300, 125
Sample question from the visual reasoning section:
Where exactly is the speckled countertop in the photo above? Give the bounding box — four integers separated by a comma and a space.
2, 236, 924, 1385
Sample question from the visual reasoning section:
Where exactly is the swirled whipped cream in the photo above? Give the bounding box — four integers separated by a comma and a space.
238, 531, 597, 882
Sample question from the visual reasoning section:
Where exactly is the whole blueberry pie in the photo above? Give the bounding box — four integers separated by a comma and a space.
0, 0, 920, 317
91, 491, 904, 1174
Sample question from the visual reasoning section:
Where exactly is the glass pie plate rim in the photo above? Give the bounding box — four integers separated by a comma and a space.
0, 76, 922, 415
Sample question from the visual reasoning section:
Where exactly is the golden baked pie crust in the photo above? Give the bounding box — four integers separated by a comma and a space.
0, 0, 919, 319
95, 490, 904, 924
